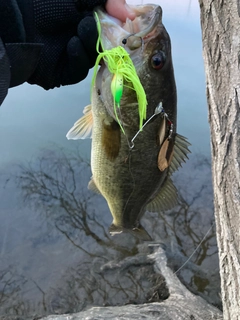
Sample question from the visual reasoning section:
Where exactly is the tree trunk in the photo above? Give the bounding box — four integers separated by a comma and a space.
198, 1, 240, 319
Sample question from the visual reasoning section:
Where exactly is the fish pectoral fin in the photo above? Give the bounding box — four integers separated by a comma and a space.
146, 178, 178, 212
169, 133, 191, 174
88, 177, 101, 194
66, 104, 93, 140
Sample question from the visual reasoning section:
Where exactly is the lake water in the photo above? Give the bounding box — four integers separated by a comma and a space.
0, 1, 221, 318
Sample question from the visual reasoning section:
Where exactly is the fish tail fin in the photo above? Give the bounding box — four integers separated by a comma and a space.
109, 224, 152, 241
131, 225, 152, 241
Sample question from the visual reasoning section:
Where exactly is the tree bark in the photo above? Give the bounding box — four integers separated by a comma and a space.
198, 1, 240, 319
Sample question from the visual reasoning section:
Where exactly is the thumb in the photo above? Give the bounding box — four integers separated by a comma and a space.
105, 0, 135, 22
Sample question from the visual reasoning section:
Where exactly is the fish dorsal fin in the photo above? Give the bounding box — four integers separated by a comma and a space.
169, 134, 191, 174
88, 177, 101, 194
66, 104, 93, 140
146, 178, 178, 213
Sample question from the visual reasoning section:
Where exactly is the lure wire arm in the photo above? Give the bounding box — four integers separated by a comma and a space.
129, 102, 174, 149
162, 112, 173, 140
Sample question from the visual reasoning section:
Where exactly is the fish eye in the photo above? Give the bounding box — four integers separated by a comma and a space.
151, 51, 166, 70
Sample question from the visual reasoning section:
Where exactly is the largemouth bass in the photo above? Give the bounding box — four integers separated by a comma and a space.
67, 4, 190, 240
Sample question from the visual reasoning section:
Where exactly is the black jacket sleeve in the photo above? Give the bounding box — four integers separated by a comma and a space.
0, 39, 10, 106
0, 0, 42, 105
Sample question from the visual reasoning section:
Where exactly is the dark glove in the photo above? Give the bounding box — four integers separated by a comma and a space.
22, 0, 107, 89
0, 0, 107, 92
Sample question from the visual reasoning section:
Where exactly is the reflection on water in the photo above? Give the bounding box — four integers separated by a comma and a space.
0, 148, 221, 318
15, 148, 137, 256
0, 1, 219, 318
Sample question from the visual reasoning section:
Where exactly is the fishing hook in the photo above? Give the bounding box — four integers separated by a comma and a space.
129, 102, 164, 149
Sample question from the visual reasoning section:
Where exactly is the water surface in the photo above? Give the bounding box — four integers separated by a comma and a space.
0, 1, 221, 318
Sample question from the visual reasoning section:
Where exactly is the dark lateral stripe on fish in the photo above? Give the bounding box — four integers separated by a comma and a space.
101, 120, 121, 161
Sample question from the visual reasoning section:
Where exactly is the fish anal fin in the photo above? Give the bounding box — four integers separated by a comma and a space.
88, 177, 101, 194
66, 104, 93, 140
146, 178, 178, 213
102, 120, 121, 161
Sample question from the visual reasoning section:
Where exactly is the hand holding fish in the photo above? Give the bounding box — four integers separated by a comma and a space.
0, 0, 133, 106
106, 0, 136, 21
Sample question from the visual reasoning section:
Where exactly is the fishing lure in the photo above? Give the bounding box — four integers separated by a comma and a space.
92, 13, 148, 133
111, 73, 123, 106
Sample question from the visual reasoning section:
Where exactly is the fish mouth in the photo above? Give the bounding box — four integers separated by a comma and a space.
95, 4, 162, 51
